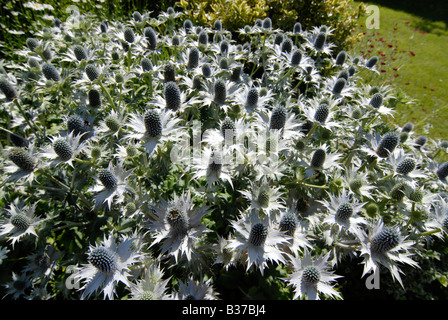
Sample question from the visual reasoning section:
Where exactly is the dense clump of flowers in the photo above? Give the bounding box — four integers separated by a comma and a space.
0, 7, 447, 301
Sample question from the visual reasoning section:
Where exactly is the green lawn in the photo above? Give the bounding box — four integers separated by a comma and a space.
350, 1, 448, 143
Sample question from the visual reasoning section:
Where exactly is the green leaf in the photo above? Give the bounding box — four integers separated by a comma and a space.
438, 276, 447, 287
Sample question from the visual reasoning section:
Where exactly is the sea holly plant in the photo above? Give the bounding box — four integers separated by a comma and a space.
0, 7, 447, 301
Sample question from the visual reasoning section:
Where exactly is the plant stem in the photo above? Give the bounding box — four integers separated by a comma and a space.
13, 99, 41, 135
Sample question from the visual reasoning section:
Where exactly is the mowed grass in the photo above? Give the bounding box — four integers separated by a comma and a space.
350, 2, 448, 144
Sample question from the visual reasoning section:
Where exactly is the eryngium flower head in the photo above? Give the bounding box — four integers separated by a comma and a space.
75, 235, 141, 300
129, 261, 171, 300
187, 47, 199, 69
280, 38, 293, 53
311, 148, 326, 168
132, 10, 142, 21
376, 131, 400, 158
40, 132, 83, 168
88, 162, 133, 210
245, 87, 259, 108
42, 62, 60, 82
85, 64, 100, 81
183, 19, 193, 31
314, 32, 326, 50
0, 202, 40, 247
146, 191, 211, 263
26, 38, 40, 52
144, 26, 157, 50
359, 220, 418, 287
332, 78, 346, 95
144, 109, 162, 137
401, 122, 414, 133
293, 22, 302, 34
213, 19, 222, 31
262, 17, 272, 30
124, 27, 135, 43
88, 89, 101, 107
220, 117, 236, 140
274, 33, 284, 46
369, 92, 383, 108
67, 114, 89, 137
437, 162, 448, 182
141, 57, 153, 72
335, 50, 347, 66
8, 148, 36, 172
164, 63, 176, 82
227, 212, 288, 275
284, 249, 342, 300
0, 78, 18, 101
413, 135, 427, 149
269, 105, 287, 130
291, 50, 302, 65
396, 157, 416, 175
371, 227, 400, 254
314, 104, 329, 123
98, 169, 118, 190
213, 79, 227, 104
164, 81, 181, 110
53, 139, 73, 161
73, 45, 88, 61
366, 56, 378, 68
198, 30, 208, 45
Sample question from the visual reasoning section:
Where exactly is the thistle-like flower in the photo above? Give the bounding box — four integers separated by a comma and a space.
284, 249, 342, 300
227, 211, 289, 275
358, 220, 419, 287
190, 146, 234, 188
146, 191, 211, 263
87, 162, 133, 211
39, 132, 84, 167
362, 131, 400, 160
129, 261, 171, 300
171, 278, 219, 300
74, 234, 142, 300
239, 180, 285, 215
126, 107, 182, 156
0, 200, 42, 247
4, 145, 40, 183
318, 189, 367, 241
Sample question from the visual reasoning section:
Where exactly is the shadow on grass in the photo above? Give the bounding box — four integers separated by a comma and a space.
355, 0, 448, 29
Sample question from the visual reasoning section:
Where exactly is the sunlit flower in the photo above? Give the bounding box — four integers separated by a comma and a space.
146, 191, 211, 263
125, 107, 183, 156
39, 132, 84, 168
227, 211, 289, 275
358, 220, 419, 287
87, 162, 133, 211
171, 278, 219, 300
75, 234, 142, 300
0, 200, 42, 247
284, 249, 342, 300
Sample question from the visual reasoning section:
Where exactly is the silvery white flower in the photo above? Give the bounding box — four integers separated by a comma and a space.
239, 179, 285, 216
227, 211, 289, 275
171, 278, 219, 300
74, 234, 142, 300
190, 146, 234, 188
39, 132, 84, 168
358, 220, 419, 288
125, 107, 183, 156
3, 145, 41, 183
0, 200, 42, 247
284, 249, 342, 300
129, 260, 171, 300
87, 162, 133, 211
318, 188, 367, 241
146, 191, 211, 263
